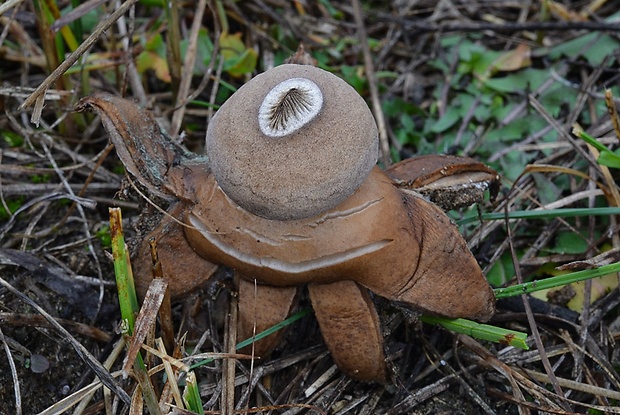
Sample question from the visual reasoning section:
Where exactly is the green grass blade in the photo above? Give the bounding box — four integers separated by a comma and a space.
597, 150, 620, 169
573, 127, 620, 168
494, 262, 620, 299
235, 308, 312, 350
421, 315, 529, 349
458, 207, 620, 226
183, 372, 205, 415
572, 126, 609, 152
189, 308, 312, 370
109, 207, 139, 334
109, 208, 162, 414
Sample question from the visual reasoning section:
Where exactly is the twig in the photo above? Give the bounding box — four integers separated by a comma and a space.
67, 339, 126, 415
0, 326, 22, 415
39, 138, 104, 321
504, 193, 570, 411
222, 275, 239, 415
0, 0, 23, 17
170, 0, 209, 137
379, 16, 620, 34
115, 0, 147, 104
529, 95, 600, 172
0, 313, 112, 342
19, 0, 140, 122
351, 0, 391, 167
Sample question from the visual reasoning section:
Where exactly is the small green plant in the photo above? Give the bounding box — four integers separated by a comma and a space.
1, 130, 24, 147
573, 126, 620, 169
0, 197, 25, 220
183, 372, 205, 415
95, 224, 112, 248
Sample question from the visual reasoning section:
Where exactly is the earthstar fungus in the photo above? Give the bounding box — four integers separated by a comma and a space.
76, 61, 497, 383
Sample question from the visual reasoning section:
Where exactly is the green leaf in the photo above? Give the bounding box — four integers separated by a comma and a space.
136, 33, 170, 82
483, 68, 548, 93
548, 33, 620, 66
220, 32, 258, 77
485, 118, 545, 143
486, 252, 516, 287
340, 65, 367, 94
430, 106, 460, 133
532, 173, 562, 205
0, 197, 25, 220
547, 231, 589, 255
182, 28, 214, 75
494, 262, 620, 299
136, 51, 171, 82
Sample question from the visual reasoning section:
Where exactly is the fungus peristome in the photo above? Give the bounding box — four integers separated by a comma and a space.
76, 61, 497, 383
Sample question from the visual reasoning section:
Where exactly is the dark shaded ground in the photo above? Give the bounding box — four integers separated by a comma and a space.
2, 1, 620, 414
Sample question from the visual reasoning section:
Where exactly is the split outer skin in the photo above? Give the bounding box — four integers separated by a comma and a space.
183, 167, 495, 322
183, 166, 495, 382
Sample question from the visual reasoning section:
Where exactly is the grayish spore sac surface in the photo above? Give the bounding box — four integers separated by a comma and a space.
206, 64, 379, 221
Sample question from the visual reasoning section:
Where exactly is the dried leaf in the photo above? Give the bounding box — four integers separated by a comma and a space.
489, 43, 532, 73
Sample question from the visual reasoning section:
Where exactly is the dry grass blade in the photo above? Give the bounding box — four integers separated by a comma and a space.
123, 278, 169, 373
522, 368, 620, 400
504, 204, 569, 410
459, 335, 531, 415
19, 0, 140, 119
70, 338, 127, 415
386, 376, 453, 415
222, 275, 239, 415
155, 338, 185, 411
0, 326, 22, 415
351, 0, 390, 167
0, 0, 23, 16
49, 0, 107, 32
170, 0, 209, 137
0, 193, 95, 241
604, 88, 620, 140
37, 377, 106, 415
148, 238, 175, 352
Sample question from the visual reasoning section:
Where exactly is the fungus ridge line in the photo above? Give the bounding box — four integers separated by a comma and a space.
239, 228, 282, 246
189, 214, 392, 274
311, 197, 383, 226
